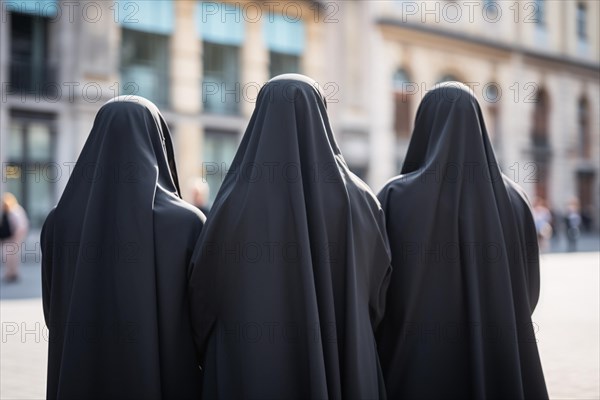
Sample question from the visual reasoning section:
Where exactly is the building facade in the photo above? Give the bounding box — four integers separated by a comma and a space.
0, 0, 326, 230
1, 0, 599, 232
327, 0, 600, 229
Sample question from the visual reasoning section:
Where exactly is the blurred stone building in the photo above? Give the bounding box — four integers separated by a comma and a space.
1, 0, 599, 231
337, 0, 600, 231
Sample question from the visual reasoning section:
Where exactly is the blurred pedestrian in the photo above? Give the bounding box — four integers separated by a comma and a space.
189, 177, 210, 215
565, 197, 582, 252
1, 192, 29, 283
581, 205, 593, 232
41, 96, 205, 400
0, 199, 13, 240
376, 83, 548, 399
188, 74, 392, 399
533, 197, 553, 251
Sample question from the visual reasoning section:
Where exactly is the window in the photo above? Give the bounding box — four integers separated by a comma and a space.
117, 1, 174, 106
4, 112, 56, 228
115, 0, 174, 35
535, 0, 546, 26
270, 52, 300, 78
202, 43, 241, 115
393, 69, 412, 139
531, 88, 551, 200
9, 12, 56, 96
577, 2, 587, 40
483, 0, 499, 18
120, 29, 170, 107
578, 96, 590, 159
484, 84, 500, 103
532, 89, 550, 147
197, 1, 244, 115
264, 14, 305, 78
576, 171, 595, 230
202, 130, 239, 203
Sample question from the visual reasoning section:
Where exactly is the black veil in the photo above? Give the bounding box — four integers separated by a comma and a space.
377, 83, 548, 399
41, 96, 205, 399
188, 74, 392, 399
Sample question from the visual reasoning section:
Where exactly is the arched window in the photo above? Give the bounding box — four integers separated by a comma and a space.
532, 88, 550, 147
576, 95, 594, 229
393, 68, 412, 139
531, 87, 551, 199
578, 96, 590, 159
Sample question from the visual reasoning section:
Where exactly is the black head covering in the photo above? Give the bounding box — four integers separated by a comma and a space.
377, 83, 548, 399
188, 74, 392, 399
41, 96, 205, 400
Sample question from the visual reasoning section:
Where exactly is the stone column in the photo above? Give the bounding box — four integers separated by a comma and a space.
241, 12, 268, 118
302, 18, 325, 83
502, 52, 534, 196
366, 21, 396, 189
171, 0, 202, 200
0, 7, 10, 195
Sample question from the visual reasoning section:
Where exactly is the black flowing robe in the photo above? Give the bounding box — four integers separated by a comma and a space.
188, 74, 392, 400
41, 97, 205, 400
376, 83, 548, 400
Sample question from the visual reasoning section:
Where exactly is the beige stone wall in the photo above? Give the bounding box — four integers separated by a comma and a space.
158, 0, 325, 202
330, 1, 599, 222
1, 0, 597, 227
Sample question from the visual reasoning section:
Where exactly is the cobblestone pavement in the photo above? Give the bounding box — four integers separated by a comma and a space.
1, 252, 599, 399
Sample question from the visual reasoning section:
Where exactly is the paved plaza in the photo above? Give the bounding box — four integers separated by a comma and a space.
1, 251, 599, 399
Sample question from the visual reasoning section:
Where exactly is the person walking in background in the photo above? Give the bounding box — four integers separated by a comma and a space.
580, 205, 593, 232
41, 96, 206, 400
565, 197, 582, 252
188, 74, 392, 399
1, 192, 29, 283
189, 177, 210, 215
376, 83, 548, 399
0, 200, 12, 240
533, 197, 553, 252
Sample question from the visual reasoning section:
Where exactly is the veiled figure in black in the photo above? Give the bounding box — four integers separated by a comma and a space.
376, 83, 548, 400
188, 74, 392, 399
41, 96, 205, 400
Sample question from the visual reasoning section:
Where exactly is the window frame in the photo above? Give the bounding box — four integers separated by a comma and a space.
5, 111, 57, 228
576, 2, 587, 41
119, 28, 171, 107
202, 41, 242, 115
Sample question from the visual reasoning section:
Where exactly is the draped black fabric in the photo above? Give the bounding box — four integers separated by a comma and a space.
376, 83, 548, 400
41, 96, 205, 400
188, 74, 392, 400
